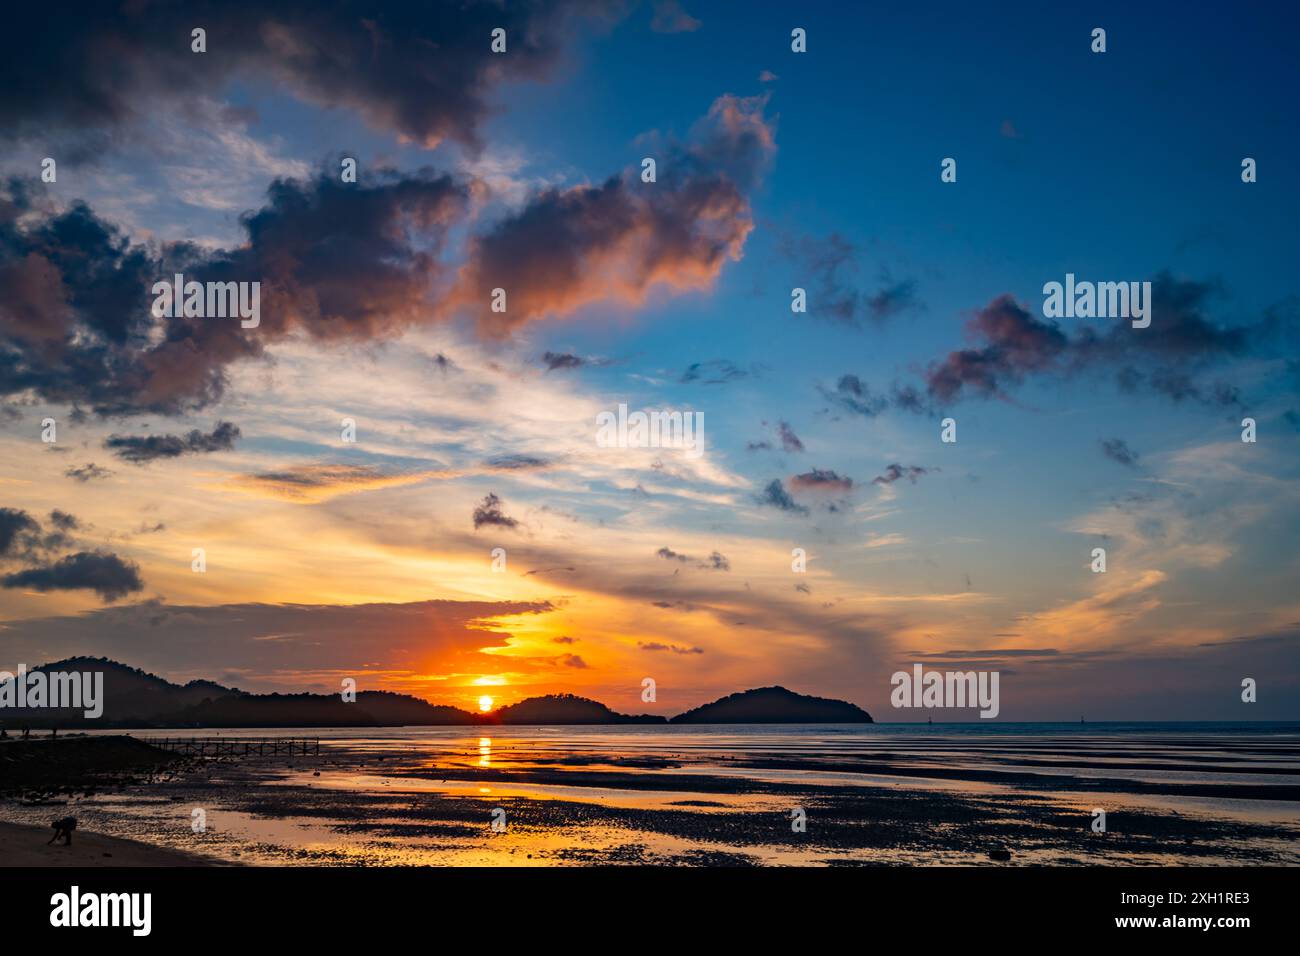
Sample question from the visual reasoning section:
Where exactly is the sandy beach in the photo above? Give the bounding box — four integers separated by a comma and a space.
0, 820, 221, 867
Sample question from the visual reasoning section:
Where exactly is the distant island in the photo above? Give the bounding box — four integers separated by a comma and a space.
0, 658, 872, 728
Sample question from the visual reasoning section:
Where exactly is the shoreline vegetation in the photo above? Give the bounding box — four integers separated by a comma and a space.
0, 658, 873, 730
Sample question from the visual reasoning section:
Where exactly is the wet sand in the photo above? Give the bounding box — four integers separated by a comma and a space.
0, 820, 222, 867
1, 728, 1296, 866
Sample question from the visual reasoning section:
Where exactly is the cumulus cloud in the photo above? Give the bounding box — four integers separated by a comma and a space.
0, 170, 467, 415
0, 1, 617, 152
452, 93, 775, 335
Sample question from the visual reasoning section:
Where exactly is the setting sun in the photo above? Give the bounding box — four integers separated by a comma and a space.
478, 695, 494, 712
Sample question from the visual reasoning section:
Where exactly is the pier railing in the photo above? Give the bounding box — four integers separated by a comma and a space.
150, 737, 320, 757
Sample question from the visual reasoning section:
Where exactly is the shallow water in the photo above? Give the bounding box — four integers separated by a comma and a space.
4, 724, 1298, 866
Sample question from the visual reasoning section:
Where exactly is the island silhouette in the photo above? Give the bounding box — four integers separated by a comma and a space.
0, 658, 873, 728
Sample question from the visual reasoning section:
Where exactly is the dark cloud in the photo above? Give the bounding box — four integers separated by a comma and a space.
48, 510, 78, 532
1, 1, 617, 152
679, 359, 757, 384
104, 422, 241, 464
755, 478, 809, 515
455, 94, 774, 335
551, 635, 578, 644
1099, 438, 1140, 468
556, 653, 588, 668
0, 507, 39, 557
775, 421, 803, 452
484, 454, 551, 471
817, 373, 933, 419
638, 641, 704, 655
64, 462, 112, 482
0, 170, 467, 415
657, 546, 728, 570
780, 232, 919, 327
872, 464, 930, 486
922, 274, 1259, 408
1, 549, 143, 602
790, 468, 853, 492
541, 351, 587, 371
472, 493, 519, 530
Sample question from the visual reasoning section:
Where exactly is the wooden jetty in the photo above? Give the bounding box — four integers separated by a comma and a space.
150, 737, 319, 757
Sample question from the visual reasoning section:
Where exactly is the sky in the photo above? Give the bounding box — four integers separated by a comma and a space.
1, 0, 1297, 720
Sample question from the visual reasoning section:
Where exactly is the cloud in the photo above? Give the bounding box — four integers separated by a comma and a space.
922, 274, 1258, 407
1100, 438, 1140, 468
557, 653, 588, 668
638, 641, 703, 654
484, 454, 551, 471
472, 492, 519, 530
452, 93, 775, 335
104, 421, 241, 463
923, 294, 1069, 403
1, 549, 143, 602
542, 351, 587, 371
680, 359, 756, 384
650, 1, 701, 33
790, 468, 853, 492
0, 1, 617, 153
872, 464, 930, 486
775, 421, 804, 452
780, 232, 918, 327
0, 507, 39, 557
64, 463, 112, 482
0, 170, 468, 416
755, 478, 809, 515
657, 546, 729, 570
229, 464, 448, 503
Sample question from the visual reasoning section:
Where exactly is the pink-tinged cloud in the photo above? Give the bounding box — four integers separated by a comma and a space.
453, 94, 776, 335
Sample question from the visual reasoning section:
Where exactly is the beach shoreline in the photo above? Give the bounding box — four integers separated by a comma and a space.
0, 820, 224, 867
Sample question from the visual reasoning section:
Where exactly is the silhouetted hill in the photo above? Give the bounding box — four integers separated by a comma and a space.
0, 658, 479, 728
670, 686, 873, 724
489, 693, 666, 725
1, 660, 869, 727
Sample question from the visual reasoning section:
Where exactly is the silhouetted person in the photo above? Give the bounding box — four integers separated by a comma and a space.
21, 725, 29, 738
47, 816, 76, 846
51, 727, 57, 739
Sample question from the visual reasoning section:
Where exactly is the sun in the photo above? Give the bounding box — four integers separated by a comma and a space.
478, 695, 494, 712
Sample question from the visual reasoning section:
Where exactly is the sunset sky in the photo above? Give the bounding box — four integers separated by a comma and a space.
1, 1, 1297, 720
